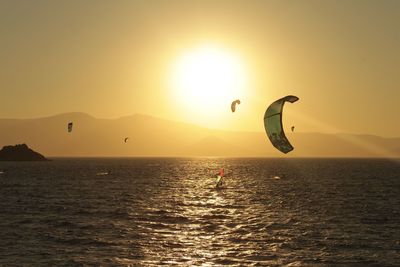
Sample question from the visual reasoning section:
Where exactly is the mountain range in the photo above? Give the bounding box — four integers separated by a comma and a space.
0, 112, 398, 158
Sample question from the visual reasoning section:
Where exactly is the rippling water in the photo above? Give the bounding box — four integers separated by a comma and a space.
0, 158, 399, 266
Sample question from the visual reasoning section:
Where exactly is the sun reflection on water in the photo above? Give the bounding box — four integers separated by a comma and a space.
136, 160, 284, 266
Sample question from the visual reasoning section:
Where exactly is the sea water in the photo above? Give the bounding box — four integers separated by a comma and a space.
0, 158, 399, 266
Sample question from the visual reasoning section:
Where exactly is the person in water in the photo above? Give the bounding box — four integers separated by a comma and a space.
216, 168, 225, 188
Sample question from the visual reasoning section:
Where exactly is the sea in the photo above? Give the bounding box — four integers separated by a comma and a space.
0, 158, 399, 266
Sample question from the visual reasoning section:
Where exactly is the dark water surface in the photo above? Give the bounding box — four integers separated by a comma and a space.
0, 158, 399, 266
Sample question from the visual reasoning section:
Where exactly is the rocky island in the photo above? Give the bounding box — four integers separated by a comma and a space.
0, 144, 48, 161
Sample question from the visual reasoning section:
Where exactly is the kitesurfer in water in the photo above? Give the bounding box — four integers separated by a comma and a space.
216, 168, 225, 189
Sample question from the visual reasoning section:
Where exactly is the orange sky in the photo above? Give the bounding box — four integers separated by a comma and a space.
0, 0, 399, 137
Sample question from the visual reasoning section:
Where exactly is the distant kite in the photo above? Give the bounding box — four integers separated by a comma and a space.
67, 122, 73, 133
264, 95, 299, 154
124, 137, 129, 143
231, 99, 241, 112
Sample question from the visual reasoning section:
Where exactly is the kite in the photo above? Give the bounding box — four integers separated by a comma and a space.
263, 95, 299, 153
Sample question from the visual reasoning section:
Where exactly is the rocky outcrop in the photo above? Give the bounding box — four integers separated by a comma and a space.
0, 144, 48, 161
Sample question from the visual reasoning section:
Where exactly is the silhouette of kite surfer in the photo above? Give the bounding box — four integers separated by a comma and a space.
215, 168, 225, 189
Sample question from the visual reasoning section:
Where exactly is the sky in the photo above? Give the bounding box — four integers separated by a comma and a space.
1, 0, 399, 137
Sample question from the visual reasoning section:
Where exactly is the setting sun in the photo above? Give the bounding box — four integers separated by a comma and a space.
170, 45, 248, 115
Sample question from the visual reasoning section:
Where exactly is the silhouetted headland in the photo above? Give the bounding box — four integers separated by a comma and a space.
0, 144, 48, 161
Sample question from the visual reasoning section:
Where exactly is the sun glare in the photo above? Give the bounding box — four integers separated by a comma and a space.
170, 45, 248, 116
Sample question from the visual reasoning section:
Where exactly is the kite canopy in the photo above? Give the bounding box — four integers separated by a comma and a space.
67, 122, 73, 133
124, 137, 129, 143
231, 99, 241, 112
263, 95, 299, 154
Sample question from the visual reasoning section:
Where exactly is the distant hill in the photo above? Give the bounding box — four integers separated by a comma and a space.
0, 112, 398, 157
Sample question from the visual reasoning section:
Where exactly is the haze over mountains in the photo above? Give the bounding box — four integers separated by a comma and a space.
0, 112, 398, 158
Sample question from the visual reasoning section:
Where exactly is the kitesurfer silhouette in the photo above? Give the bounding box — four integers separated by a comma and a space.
216, 168, 225, 188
